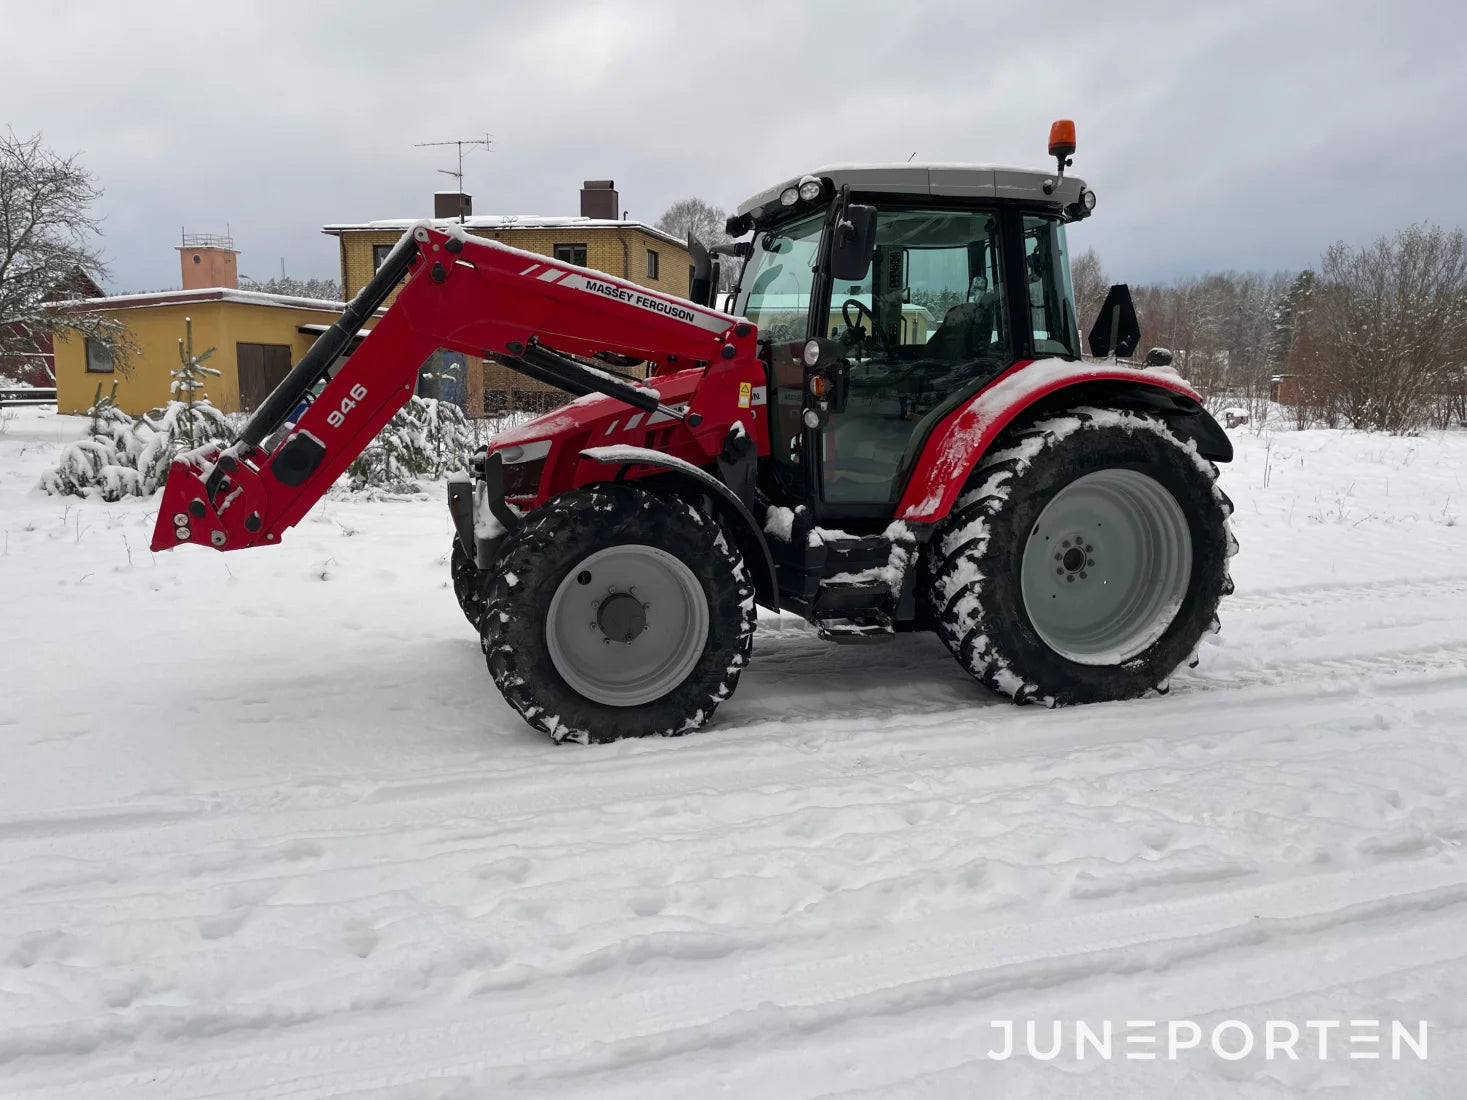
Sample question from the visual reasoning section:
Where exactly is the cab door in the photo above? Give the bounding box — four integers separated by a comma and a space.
815, 208, 1013, 509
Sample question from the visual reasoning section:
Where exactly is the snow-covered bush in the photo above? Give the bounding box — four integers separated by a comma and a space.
38, 381, 148, 499
343, 396, 474, 492
39, 319, 231, 500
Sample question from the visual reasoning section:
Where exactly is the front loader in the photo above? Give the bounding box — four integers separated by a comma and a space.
152, 121, 1236, 744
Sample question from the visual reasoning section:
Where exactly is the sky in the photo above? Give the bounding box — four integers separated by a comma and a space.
4, 0, 1465, 294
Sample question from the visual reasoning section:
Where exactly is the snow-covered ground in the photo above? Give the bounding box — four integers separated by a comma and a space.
2, 405, 1465, 1098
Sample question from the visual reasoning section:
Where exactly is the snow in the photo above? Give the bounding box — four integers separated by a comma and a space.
764, 505, 796, 541
326, 214, 692, 252
1, 404, 1466, 1097
52, 287, 351, 313
580, 444, 707, 481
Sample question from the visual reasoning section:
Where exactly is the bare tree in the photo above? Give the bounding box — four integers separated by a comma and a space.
1302, 223, 1467, 432
239, 275, 343, 301
658, 197, 739, 293
1070, 247, 1108, 344
0, 130, 128, 378
656, 197, 728, 245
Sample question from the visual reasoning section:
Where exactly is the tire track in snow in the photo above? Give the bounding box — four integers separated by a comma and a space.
2, 640, 1466, 873
6, 862, 1465, 1099
5, 665, 1465, 941
1224, 572, 1467, 612
1174, 640, 1467, 694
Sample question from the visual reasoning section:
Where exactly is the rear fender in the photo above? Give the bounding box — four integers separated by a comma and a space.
896, 359, 1232, 525
579, 446, 779, 611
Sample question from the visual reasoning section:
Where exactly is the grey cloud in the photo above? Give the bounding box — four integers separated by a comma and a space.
3, 0, 1463, 291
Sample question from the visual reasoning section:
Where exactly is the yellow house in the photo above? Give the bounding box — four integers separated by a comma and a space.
52, 232, 359, 417
323, 181, 693, 414
53, 288, 354, 416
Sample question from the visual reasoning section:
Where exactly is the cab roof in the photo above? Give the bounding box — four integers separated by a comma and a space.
735, 163, 1088, 221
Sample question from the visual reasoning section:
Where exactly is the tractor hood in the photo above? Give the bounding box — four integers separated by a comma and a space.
484, 367, 708, 501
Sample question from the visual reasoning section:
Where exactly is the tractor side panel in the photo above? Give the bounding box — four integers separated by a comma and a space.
895, 359, 1206, 524
484, 361, 770, 508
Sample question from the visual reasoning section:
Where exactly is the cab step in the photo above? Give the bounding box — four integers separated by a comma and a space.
811, 578, 895, 643
814, 613, 895, 642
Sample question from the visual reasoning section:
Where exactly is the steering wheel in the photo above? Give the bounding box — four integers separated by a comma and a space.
842, 297, 875, 337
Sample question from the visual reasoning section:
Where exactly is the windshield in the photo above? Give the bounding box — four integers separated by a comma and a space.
734, 213, 823, 343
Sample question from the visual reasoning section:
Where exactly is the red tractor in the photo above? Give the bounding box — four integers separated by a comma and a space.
152, 123, 1236, 743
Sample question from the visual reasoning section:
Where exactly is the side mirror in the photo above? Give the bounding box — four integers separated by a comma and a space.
831, 204, 877, 282
687, 232, 713, 307
1088, 283, 1142, 359
1143, 347, 1174, 368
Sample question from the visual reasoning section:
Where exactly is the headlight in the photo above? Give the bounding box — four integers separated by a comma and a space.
494, 439, 551, 465
491, 439, 552, 497
779, 186, 799, 206
802, 338, 823, 367
502, 457, 546, 497
798, 177, 823, 202
1081, 189, 1097, 211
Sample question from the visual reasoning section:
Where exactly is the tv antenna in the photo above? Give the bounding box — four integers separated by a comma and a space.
413, 133, 493, 222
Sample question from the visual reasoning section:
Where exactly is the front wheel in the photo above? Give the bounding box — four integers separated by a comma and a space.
451, 537, 490, 631
481, 483, 756, 743
924, 407, 1236, 705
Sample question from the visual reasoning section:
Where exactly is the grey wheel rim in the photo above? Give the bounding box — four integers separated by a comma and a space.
1020, 468, 1192, 666
546, 544, 709, 707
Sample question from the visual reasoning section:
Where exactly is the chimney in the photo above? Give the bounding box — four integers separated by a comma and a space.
178, 231, 239, 290
434, 191, 473, 220
580, 179, 618, 220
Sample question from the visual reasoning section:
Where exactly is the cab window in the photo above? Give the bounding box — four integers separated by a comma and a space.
1023, 216, 1081, 358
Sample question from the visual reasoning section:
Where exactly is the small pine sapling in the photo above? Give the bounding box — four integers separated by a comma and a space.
344, 394, 475, 492
135, 317, 232, 488
169, 317, 224, 449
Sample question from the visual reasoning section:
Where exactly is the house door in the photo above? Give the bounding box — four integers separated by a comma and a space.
237, 343, 293, 412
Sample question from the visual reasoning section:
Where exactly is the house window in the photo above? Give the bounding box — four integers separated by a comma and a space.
553, 243, 587, 266
372, 244, 393, 271
646, 249, 660, 279
85, 338, 114, 373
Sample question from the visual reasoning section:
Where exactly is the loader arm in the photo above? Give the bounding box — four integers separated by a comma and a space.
150, 223, 758, 553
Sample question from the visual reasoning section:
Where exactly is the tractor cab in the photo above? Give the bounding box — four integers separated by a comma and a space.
722, 161, 1099, 520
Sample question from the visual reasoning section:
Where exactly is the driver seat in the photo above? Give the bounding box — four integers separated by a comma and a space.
924, 292, 1000, 361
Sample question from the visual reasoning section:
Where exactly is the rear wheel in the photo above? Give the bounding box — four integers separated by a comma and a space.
923, 407, 1236, 705
482, 483, 756, 743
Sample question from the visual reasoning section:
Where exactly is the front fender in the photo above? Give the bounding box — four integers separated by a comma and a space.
895, 359, 1228, 525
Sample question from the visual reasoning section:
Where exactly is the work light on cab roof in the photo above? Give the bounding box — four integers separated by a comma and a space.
147, 117, 1235, 746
